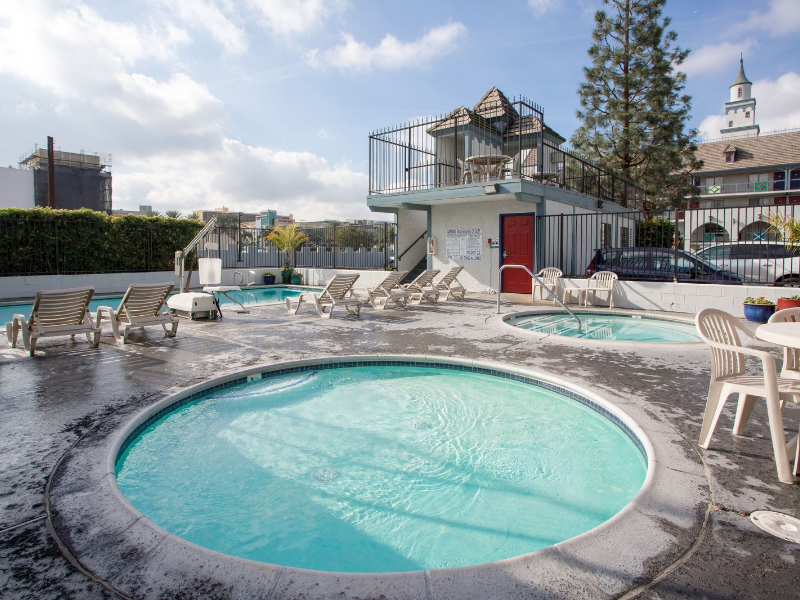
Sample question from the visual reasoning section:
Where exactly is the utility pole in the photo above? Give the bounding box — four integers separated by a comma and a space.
47, 136, 56, 208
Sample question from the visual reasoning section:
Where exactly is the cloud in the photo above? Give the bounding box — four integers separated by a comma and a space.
307, 22, 467, 71
697, 72, 800, 139
681, 40, 758, 78
162, 0, 247, 55
247, 0, 347, 36
113, 140, 374, 220
317, 128, 329, 139
735, 0, 800, 37
528, 0, 559, 16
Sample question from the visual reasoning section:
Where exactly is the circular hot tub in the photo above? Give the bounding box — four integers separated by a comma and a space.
114, 359, 648, 573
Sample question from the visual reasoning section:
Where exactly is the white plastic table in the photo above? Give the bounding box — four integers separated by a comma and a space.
755, 322, 800, 348
466, 155, 511, 180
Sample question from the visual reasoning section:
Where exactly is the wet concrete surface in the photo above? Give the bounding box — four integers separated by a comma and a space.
1, 293, 798, 599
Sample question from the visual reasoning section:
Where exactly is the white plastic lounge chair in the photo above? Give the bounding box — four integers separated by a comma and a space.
695, 308, 800, 483
433, 266, 466, 301
768, 308, 800, 380
355, 271, 410, 310
402, 270, 441, 305
562, 271, 618, 308
95, 282, 178, 343
286, 274, 362, 319
532, 267, 562, 304
5, 286, 101, 356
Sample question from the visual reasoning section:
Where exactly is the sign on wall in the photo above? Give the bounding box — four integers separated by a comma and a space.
446, 228, 482, 261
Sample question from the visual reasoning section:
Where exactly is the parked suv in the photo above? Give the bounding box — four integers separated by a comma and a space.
694, 242, 800, 286
586, 247, 749, 283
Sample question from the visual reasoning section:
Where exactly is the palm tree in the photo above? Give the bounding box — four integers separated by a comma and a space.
141, 208, 162, 217
266, 224, 309, 273
184, 213, 201, 221
165, 210, 182, 219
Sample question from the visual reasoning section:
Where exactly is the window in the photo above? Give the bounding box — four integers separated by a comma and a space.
791, 169, 800, 190
774, 171, 786, 191
698, 245, 731, 262
745, 111, 751, 119
728, 121, 734, 127
724, 151, 735, 163
600, 223, 612, 248
620, 226, 630, 248
738, 87, 743, 98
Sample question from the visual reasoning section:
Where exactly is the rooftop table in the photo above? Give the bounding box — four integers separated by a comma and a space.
466, 155, 511, 181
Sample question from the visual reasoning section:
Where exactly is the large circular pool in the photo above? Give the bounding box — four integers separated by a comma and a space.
505, 311, 701, 343
115, 361, 647, 573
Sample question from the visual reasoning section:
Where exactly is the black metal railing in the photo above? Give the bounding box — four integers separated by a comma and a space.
538, 205, 800, 285
368, 95, 645, 208
0, 219, 395, 276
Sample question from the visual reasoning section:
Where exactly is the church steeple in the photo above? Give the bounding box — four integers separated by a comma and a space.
721, 56, 758, 140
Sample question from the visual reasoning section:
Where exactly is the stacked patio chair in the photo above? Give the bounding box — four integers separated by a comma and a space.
433, 266, 466, 301
286, 274, 362, 319
695, 308, 800, 483
95, 282, 178, 343
355, 271, 410, 310
402, 270, 441, 305
768, 308, 800, 380
5, 286, 102, 356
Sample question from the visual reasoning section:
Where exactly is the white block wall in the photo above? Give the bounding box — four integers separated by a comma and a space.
558, 278, 785, 318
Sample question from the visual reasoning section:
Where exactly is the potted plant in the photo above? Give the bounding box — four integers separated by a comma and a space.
263, 271, 276, 285
266, 224, 309, 285
743, 296, 776, 322
777, 295, 800, 311
291, 272, 303, 285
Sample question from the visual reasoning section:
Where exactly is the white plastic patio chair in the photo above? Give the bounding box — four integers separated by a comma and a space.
355, 271, 410, 310
695, 308, 800, 482
433, 266, 466, 301
768, 308, 800, 380
286, 274, 362, 319
95, 282, 178, 343
5, 286, 101, 356
402, 270, 441, 305
532, 267, 562, 304
562, 271, 618, 308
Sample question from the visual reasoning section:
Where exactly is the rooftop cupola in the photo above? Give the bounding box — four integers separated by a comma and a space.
730, 56, 752, 102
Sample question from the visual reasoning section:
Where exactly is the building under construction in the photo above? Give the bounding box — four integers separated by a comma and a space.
19, 144, 112, 213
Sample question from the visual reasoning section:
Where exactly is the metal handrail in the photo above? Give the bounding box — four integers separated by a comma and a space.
397, 231, 426, 262
496, 264, 581, 329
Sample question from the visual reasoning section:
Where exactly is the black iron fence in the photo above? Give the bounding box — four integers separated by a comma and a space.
538, 205, 800, 286
368, 95, 645, 208
0, 219, 395, 276
196, 223, 395, 271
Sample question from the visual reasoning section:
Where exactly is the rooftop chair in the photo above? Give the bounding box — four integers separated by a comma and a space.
532, 267, 562, 304
355, 271, 410, 310
562, 271, 618, 308
695, 308, 800, 483
457, 159, 480, 184
286, 274, 362, 319
6, 286, 101, 356
501, 153, 521, 179
768, 308, 800, 380
95, 282, 178, 343
433, 266, 466, 301
402, 270, 441, 305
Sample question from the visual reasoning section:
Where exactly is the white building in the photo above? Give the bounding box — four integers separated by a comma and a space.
720, 57, 759, 140
0, 167, 35, 209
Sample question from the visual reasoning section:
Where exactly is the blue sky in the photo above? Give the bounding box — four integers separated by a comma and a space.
1, 0, 798, 220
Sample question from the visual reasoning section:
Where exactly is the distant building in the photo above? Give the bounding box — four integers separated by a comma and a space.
19, 145, 112, 213
193, 206, 293, 228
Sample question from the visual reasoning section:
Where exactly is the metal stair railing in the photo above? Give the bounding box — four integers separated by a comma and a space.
496, 264, 581, 330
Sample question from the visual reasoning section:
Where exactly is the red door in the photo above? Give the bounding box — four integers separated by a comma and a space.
502, 214, 534, 293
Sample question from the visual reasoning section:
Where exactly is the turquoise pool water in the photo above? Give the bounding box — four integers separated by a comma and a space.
115, 365, 647, 573
506, 312, 700, 343
0, 286, 314, 324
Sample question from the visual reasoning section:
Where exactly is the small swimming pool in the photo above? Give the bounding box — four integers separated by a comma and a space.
0, 285, 315, 324
115, 361, 647, 573
505, 311, 700, 343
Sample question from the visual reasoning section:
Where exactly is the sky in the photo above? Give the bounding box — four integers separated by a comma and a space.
1, 0, 799, 221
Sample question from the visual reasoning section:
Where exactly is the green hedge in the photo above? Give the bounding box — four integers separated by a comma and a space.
0, 208, 203, 275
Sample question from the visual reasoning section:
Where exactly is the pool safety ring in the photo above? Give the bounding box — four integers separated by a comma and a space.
750, 511, 800, 543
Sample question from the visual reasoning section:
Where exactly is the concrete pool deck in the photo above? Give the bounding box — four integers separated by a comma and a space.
1, 293, 798, 599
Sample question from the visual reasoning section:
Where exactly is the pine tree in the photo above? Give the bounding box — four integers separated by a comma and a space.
571, 0, 701, 207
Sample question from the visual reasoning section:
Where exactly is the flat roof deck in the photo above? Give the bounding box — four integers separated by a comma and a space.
0, 293, 798, 599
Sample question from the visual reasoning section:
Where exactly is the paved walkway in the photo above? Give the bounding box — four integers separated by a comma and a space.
1, 294, 798, 599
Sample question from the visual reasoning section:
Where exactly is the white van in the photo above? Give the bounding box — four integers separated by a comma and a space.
695, 242, 800, 286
